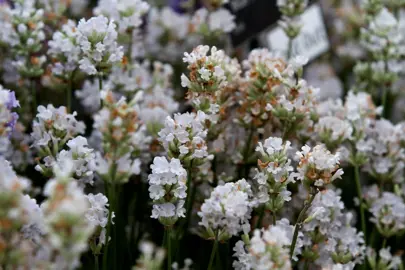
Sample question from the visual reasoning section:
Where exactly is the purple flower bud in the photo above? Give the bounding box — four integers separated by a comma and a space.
7, 91, 19, 110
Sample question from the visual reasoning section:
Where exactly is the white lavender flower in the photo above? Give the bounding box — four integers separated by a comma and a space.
238, 49, 318, 136
134, 240, 166, 270
354, 7, 404, 94
361, 8, 402, 56
315, 116, 353, 150
94, 0, 149, 33
191, 8, 235, 36
301, 190, 365, 268
345, 91, 382, 124
48, 19, 81, 77
172, 258, 193, 270
277, 0, 308, 42
198, 179, 256, 241
233, 219, 293, 270
75, 80, 101, 113
145, 7, 190, 62
4, 122, 34, 171
296, 144, 344, 188
158, 111, 212, 167
0, 156, 42, 231
77, 15, 124, 75
0, 85, 19, 153
104, 60, 179, 130
85, 193, 113, 252
181, 45, 241, 121
148, 156, 187, 226
55, 136, 95, 186
41, 159, 95, 269
358, 119, 405, 182
92, 91, 145, 183
181, 45, 228, 91
369, 192, 405, 237
31, 105, 86, 176
0, 156, 45, 267
254, 137, 297, 211
366, 247, 402, 270
5, 1, 46, 77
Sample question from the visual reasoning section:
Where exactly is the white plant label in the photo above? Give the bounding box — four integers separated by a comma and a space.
266, 4, 330, 62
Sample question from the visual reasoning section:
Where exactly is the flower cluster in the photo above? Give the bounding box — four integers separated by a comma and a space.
190, 7, 236, 37
31, 105, 86, 176
1, 0, 405, 269
94, 0, 150, 33
48, 20, 81, 78
296, 144, 343, 188
92, 91, 144, 183
85, 193, 113, 254
369, 192, 405, 238
148, 156, 187, 226
3, 122, 34, 171
75, 80, 101, 113
102, 60, 179, 131
0, 85, 19, 152
134, 241, 165, 270
366, 247, 403, 270
277, 0, 308, 53
181, 45, 241, 121
158, 111, 212, 167
198, 179, 256, 241
233, 219, 293, 270
238, 49, 317, 138
0, 157, 43, 268
314, 116, 353, 150
315, 90, 382, 165
358, 119, 405, 182
56, 136, 95, 186
41, 160, 95, 269
77, 15, 123, 75
355, 7, 404, 94
145, 7, 191, 61
301, 190, 365, 268
4, 1, 46, 78
254, 137, 296, 212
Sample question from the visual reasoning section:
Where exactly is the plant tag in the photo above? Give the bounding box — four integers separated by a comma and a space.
266, 4, 329, 61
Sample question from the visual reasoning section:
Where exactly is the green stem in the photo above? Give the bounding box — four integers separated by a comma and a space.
304, 260, 309, 270
99, 75, 103, 90
256, 206, 265, 229
382, 238, 387, 249
238, 127, 254, 179
94, 254, 99, 270
215, 243, 221, 269
184, 181, 196, 232
167, 227, 172, 270
282, 121, 291, 142
112, 185, 118, 269
287, 38, 293, 59
290, 190, 317, 257
381, 85, 388, 118
127, 28, 133, 76
102, 184, 112, 270
67, 69, 76, 113
354, 165, 367, 243
369, 227, 377, 249
207, 239, 218, 270
67, 81, 72, 113
31, 80, 37, 116
163, 228, 167, 247
102, 183, 116, 270
272, 212, 276, 226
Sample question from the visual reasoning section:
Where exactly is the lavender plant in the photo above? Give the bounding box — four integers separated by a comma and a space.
0, 0, 405, 269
